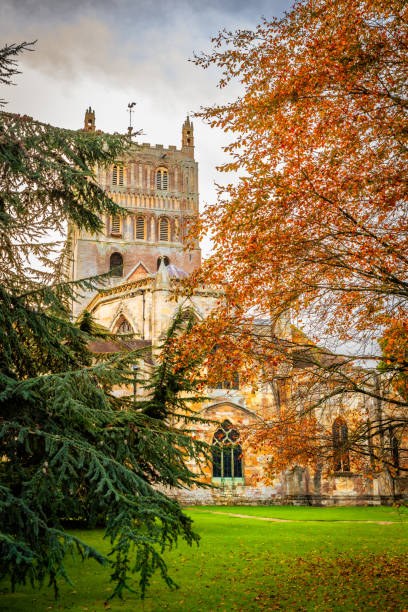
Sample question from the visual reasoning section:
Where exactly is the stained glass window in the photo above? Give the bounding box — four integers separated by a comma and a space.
212, 420, 243, 480
116, 318, 133, 335
215, 372, 240, 390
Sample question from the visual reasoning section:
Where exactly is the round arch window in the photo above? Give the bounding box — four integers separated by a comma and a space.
156, 167, 168, 190
159, 217, 170, 241
157, 256, 170, 270
110, 252, 123, 277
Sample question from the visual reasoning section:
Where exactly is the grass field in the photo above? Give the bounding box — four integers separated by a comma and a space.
196, 504, 408, 521
1, 506, 407, 611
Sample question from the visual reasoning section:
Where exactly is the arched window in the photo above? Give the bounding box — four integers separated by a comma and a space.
115, 317, 133, 335
389, 427, 400, 471
212, 420, 243, 481
109, 252, 123, 277
135, 216, 146, 240
111, 214, 121, 236
112, 165, 124, 186
157, 256, 170, 270
216, 372, 240, 390
156, 168, 168, 190
333, 417, 350, 472
211, 345, 240, 390
159, 217, 170, 241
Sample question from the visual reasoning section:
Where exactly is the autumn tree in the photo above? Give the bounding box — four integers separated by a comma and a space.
0, 42, 210, 598
186, 0, 408, 478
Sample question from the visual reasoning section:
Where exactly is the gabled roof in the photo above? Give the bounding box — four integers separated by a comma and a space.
126, 261, 150, 281
88, 338, 153, 363
166, 263, 189, 279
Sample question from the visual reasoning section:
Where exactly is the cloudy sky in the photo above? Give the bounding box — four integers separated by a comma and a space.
1, 0, 291, 254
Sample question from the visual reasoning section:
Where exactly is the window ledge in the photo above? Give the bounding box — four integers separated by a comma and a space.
212, 477, 244, 486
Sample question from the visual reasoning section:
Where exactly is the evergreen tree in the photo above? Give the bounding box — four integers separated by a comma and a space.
0, 42, 209, 599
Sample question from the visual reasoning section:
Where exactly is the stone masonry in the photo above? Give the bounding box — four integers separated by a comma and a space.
72, 108, 407, 506
69, 110, 200, 316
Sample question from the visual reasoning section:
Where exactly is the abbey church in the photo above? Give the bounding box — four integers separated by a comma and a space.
69, 108, 404, 506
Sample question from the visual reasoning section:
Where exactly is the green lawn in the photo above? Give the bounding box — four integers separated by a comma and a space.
195, 504, 408, 522
1, 506, 407, 611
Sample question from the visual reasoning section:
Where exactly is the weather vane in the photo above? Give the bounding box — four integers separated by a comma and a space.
127, 102, 136, 135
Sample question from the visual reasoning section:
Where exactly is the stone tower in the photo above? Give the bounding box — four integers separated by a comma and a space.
181, 116, 194, 157
83, 107, 95, 132
69, 110, 201, 316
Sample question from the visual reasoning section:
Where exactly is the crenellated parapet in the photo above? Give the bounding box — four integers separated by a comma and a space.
69, 109, 201, 316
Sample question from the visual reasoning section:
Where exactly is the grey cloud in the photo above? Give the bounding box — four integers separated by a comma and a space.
0, 7, 250, 106
2, 17, 135, 83
1, 0, 291, 241
3, 0, 288, 26
1, 0, 291, 92
0, 17, 219, 111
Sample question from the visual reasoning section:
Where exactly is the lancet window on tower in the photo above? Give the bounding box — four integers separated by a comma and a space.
212, 420, 243, 481
159, 217, 170, 241
135, 216, 146, 240
156, 168, 168, 190
111, 215, 121, 236
109, 252, 123, 277
112, 165, 124, 186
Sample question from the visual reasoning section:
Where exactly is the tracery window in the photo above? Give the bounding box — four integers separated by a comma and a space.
135, 216, 146, 240
115, 317, 133, 335
333, 417, 350, 472
211, 345, 240, 390
111, 214, 121, 236
212, 420, 243, 481
156, 168, 168, 190
216, 372, 240, 391
159, 217, 170, 241
109, 252, 123, 277
112, 165, 124, 186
